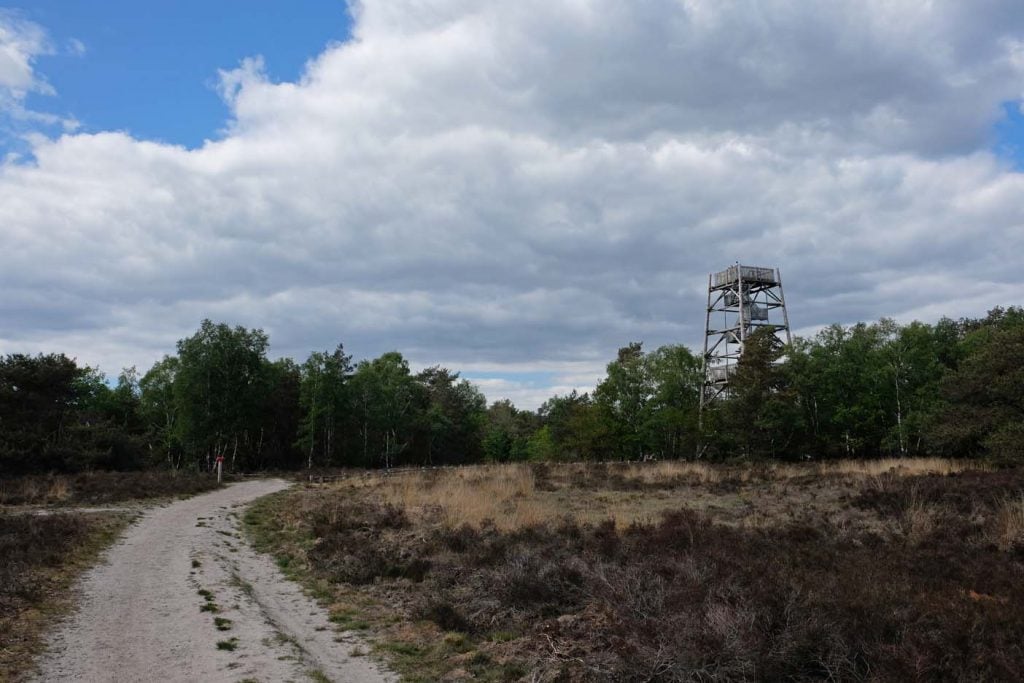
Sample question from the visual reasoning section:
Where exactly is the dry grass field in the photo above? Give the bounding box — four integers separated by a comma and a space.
361, 458, 983, 530
247, 459, 1024, 681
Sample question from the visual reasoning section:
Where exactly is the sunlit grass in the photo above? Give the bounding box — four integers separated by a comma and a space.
329, 457, 985, 531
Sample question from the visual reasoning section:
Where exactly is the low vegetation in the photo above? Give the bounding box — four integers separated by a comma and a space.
0, 470, 221, 507
0, 511, 133, 681
215, 637, 239, 651
248, 460, 1024, 681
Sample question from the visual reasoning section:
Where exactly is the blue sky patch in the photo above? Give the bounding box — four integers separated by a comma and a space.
16, 0, 352, 149
994, 100, 1024, 170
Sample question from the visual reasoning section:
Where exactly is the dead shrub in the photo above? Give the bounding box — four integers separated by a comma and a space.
416, 599, 472, 633
495, 548, 586, 611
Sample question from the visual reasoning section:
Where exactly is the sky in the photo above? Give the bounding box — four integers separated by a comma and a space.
2, 1, 1024, 410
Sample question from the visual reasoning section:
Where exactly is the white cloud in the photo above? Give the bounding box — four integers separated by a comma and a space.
0, 11, 52, 94
2, 0, 1024, 409
0, 11, 78, 137
66, 38, 86, 57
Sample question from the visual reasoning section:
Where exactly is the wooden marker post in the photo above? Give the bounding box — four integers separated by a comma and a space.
216, 456, 224, 484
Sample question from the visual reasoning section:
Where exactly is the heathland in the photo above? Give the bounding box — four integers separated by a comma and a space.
247, 459, 1024, 681
2, 306, 1024, 680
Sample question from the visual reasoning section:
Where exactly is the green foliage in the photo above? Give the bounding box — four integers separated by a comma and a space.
710, 328, 802, 459
172, 319, 271, 468
349, 352, 419, 468
644, 344, 703, 458
139, 356, 182, 468
257, 358, 303, 470
526, 425, 557, 462
0, 353, 85, 473
928, 311, 1024, 463
594, 342, 652, 459
298, 345, 353, 469
482, 399, 535, 462
587, 342, 703, 460
6, 305, 1024, 474
417, 367, 487, 465
777, 318, 956, 460
537, 390, 611, 461
0, 353, 148, 473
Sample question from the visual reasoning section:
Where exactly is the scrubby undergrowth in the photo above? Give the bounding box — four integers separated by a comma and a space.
0, 470, 221, 506
248, 462, 1024, 682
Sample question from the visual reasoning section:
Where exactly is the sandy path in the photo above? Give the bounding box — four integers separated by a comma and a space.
33, 479, 394, 683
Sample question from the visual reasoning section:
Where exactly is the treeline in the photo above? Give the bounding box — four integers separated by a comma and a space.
1, 308, 1021, 474
479, 306, 1024, 465
709, 307, 1024, 463
0, 320, 489, 474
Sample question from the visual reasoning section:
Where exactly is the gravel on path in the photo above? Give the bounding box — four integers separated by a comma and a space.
32, 479, 394, 683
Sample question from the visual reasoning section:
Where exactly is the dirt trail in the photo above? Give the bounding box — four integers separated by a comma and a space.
32, 479, 394, 683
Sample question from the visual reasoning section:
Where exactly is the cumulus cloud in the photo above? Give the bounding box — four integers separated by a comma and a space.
2, 0, 1024, 408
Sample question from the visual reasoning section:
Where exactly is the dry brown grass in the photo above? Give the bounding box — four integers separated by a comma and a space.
817, 457, 982, 478
376, 464, 549, 529
348, 463, 712, 530
620, 457, 979, 482
45, 477, 71, 502
0, 476, 72, 505
264, 461, 1024, 682
327, 457, 984, 531
992, 494, 1024, 551
895, 485, 940, 544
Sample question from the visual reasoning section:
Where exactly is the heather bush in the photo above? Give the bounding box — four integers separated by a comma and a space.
0, 470, 220, 506
295, 467, 1024, 680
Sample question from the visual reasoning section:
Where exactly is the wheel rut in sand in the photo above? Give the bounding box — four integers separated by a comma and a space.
33, 479, 394, 683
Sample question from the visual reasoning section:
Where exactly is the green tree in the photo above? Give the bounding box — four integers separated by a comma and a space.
0, 354, 146, 472
482, 399, 536, 462
0, 353, 86, 472
526, 425, 557, 461
878, 320, 950, 455
538, 391, 613, 461
258, 358, 303, 470
74, 366, 147, 471
140, 356, 183, 468
172, 320, 271, 470
595, 342, 653, 460
929, 311, 1024, 462
785, 323, 892, 458
416, 366, 487, 465
715, 328, 802, 460
298, 345, 353, 469
349, 352, 419, 468
645, 344, 702, 459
